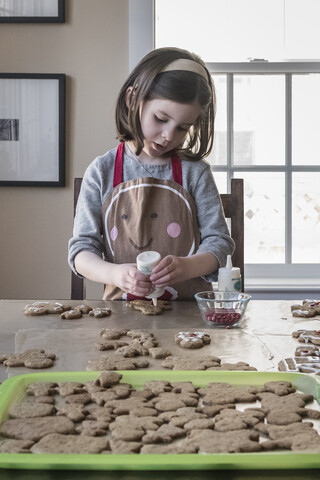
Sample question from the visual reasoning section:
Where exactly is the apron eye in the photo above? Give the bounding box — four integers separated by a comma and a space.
150, 213, 158, 219
122, 214, 128, 220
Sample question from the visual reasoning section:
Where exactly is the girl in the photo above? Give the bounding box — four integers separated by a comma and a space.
69, 47, 234, 301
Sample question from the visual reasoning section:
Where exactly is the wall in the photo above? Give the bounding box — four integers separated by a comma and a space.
0, 0, 129, 300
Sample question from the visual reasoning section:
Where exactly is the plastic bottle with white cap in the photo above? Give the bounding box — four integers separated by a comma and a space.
218, 255, 242, 292
136, 251, 165, 306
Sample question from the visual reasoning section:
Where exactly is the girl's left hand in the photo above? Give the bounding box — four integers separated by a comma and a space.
149, 255, 190, 287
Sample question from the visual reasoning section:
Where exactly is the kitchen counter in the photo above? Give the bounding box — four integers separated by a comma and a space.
0, 298, 319, 478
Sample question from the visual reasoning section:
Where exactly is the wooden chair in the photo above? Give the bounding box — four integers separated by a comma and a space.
71, 177, 85, 300
220, 178, 244, 291
71, 177, 244, 299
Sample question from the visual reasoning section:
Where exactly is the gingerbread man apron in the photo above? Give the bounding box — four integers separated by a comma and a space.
102, 143, 212, 300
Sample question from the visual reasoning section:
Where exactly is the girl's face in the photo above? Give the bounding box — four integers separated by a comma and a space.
139, 98, 201, 161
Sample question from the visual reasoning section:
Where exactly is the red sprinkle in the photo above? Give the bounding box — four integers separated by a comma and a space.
204, 309, 241, 326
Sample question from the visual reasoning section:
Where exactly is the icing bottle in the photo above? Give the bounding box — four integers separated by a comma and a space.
218, 255, 242, 292
136, 251, 165, 306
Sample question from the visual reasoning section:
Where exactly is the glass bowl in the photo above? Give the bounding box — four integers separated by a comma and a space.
194, 291, 251, 328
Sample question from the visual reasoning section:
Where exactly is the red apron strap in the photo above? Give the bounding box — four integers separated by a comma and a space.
171, 153, 183, 186
113, 143, 182, 187
113, 143, 124, 187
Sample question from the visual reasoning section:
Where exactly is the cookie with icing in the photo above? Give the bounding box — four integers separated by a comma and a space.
175, 331, 211, 349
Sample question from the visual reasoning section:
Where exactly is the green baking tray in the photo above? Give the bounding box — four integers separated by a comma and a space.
0, 370, 319, 470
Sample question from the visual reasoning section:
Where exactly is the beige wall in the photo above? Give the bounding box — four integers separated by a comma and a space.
0, 0, 129, 299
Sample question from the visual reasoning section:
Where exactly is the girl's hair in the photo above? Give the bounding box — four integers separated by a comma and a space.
115, 47, 216, 160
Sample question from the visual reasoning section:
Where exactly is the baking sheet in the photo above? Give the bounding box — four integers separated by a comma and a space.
0, 370, 319, 470
7, 326, 275, 377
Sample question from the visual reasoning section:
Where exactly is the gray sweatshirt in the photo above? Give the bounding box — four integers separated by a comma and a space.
68, 146, 234, 282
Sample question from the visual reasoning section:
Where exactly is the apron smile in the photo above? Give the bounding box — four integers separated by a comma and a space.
129, 237, 152, 251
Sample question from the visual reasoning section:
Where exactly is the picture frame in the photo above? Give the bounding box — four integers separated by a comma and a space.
0, 73, 66, 187
0, 0, 65, 23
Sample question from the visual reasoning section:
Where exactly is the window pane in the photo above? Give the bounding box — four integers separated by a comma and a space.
292, 173, 320, 263
212, 171, 227, 194
155, 0, 284, 62
234, 172, 285, 263
233, 75, 285, 166
292, 74, 320, 166
208, 75, 227, 166
285, 0, 320, 59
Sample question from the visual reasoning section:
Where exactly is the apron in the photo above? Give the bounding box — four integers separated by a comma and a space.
101, 143, 212, 300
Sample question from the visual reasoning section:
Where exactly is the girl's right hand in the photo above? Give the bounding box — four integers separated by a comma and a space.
113, 264, 153, 297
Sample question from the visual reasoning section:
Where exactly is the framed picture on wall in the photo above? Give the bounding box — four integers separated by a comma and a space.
0, 0, 65, 23
0, 73, 66, 187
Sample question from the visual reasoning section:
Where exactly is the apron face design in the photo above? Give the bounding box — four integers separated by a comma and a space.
104, 179, 197, 261
101, 144, 212, 300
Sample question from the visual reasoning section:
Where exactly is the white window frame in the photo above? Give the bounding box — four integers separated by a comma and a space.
129, 1, 320, 297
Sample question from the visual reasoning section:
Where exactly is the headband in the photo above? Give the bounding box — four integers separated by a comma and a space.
161, 59, 208, 81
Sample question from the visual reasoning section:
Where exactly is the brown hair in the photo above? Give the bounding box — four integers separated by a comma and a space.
115, 47, 216, 160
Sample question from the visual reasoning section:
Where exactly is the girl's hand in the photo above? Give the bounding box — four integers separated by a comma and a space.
113, 263, 153, 297
149, 255, 190, 287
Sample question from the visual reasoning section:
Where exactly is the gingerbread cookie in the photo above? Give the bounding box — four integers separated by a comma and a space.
95, 371, 122, 388
24, 301, 70, 316
0, 349, 56, 369
148, 347, 172, 359
56, 404, 89, 422
26, 382, 58, 397
126, 299, 171, 316
56, 382, 85, 397
291, 299, 320, 317
161, 354, 221, 371
89, 307, 111, 318
142, 424, 185, 443
86, 353, 149, 371
175, 331, 211, 349
207, 362, 257, 371
100, 328, 128, 340
9, 402, 55, 419
60, 309, 83, 320
187, 428, 261, 453
0, 439, 34, 453
198, 382, 258, 405
30, 433, 109, 454
75, 420, 110, 437
0, 416, 75, 441
292, 330, 320, 345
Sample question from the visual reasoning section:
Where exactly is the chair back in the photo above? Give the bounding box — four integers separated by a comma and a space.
71, 177, 244, 299
220, 178, 244, 290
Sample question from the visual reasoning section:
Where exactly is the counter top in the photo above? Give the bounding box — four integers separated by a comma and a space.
0, 298, 319, 478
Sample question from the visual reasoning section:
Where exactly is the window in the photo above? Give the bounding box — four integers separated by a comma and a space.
129, 0, 320, 293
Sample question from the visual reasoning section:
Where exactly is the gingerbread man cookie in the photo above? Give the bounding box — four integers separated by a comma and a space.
292, 330, 320, 345
291, 299, 320, 318
175, 331, 211, 349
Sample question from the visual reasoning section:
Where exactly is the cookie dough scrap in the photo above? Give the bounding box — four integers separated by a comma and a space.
0, 349, 56, 369
126, 299, 171, 315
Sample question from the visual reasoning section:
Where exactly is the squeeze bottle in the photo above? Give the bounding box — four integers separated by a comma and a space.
136, 251, 165, 306
218, 255, 242, 292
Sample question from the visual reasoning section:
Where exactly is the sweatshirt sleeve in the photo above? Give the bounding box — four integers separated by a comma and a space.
68, 159, 107, 276
192, 164, 235, 282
